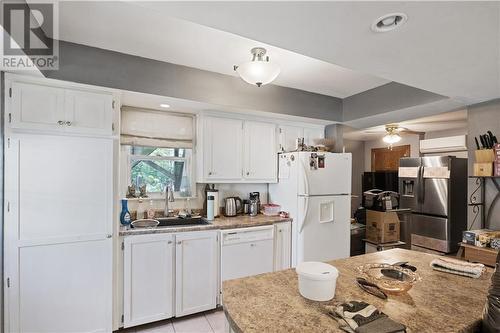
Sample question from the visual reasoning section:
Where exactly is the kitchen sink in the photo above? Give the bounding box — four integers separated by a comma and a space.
156, 217, 209, 228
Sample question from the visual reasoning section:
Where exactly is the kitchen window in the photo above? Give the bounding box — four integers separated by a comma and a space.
126, 145, 193, 198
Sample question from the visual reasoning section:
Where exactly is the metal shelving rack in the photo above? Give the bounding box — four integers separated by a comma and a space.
468, 176, 500, 229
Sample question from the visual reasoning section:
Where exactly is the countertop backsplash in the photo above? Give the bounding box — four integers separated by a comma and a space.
124, 183, 268, 216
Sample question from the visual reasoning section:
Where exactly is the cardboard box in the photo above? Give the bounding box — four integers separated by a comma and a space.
474, 162, 493, 176
365, 210, 400, 244
475, 149, 495, 163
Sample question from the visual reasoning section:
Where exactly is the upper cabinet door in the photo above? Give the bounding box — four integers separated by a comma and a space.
279, 125, 304, 152
244, 121, 277, 182
203, 117, 243, 180
10, 81, 65, 131
9, 80, 113, 136
303, 127, 324, 146
64, 89, 113, 135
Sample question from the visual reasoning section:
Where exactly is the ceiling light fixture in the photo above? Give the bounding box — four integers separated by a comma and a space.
234, 47, 280, 87
383, 124, 402, 146
160, 104, 170, 108
371, 13, 407, 32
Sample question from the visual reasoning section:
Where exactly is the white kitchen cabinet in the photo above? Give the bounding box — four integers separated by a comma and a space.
4, 133, 113, 333
203, 116, 243, 181
243, 121, 277, 182
278, 125, 304, 152
10, 81, 66, 131
303, 127, 324, 146
9, 80, 114, 135
175, 231, 218, 317
64, 89, 114, 135
274, 222, 292, 271
123, 234, 174, 328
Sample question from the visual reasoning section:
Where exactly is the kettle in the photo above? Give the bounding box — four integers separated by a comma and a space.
224, 197, 243, 217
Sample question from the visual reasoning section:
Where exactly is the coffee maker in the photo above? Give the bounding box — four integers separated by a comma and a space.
249, 192, 260, 216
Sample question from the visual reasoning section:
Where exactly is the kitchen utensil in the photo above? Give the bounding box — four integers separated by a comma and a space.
356, 277, 388, 299
480, 135, 487, 149
206, 195, 215, 221
131, 219, 160, 228
475, 137, 481, 150
249, 192, 261, 212
224, 196, 243, 217
296, 261, 339, 301
357, 263, 421, 294
206, 184, 220, 217
243, 200, 250, 214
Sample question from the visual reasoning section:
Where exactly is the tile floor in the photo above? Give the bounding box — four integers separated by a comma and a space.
121, 309, 226, 333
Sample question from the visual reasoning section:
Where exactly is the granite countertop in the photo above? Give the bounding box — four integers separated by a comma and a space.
223, 249, 492, 333
119, 214, 292, 236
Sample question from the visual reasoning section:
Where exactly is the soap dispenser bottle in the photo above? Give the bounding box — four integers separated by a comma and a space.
120, 199, 132, 227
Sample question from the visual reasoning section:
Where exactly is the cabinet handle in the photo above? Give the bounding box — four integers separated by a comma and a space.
65, 121, 72, 126
177, 241, 182, 245
57, 120, 65, 125
167, 240, 173, 244
106, 234, 112, 238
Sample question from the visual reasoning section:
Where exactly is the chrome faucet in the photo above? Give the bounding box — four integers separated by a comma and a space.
164, 182, 175, 217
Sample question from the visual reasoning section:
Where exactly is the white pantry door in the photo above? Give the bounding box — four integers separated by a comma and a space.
4, 133, 113, 333
123, 234, 175, 327
175, 231, 218, 317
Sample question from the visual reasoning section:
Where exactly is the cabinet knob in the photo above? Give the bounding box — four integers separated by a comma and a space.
177, 241, 182, 245
279, 230, 282, 233
65, 121, 72, 126
208, 171, 212, 176
106, 234, 112, 238
57, 120, 64, 125
250, 243, 256, 247
246, 172, 250, 176
167, 240, 173, 244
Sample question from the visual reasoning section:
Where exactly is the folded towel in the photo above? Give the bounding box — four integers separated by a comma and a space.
328, 301, 406, 333
430, 257, 485, 278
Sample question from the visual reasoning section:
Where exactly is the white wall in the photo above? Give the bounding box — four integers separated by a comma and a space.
363, 134, 421, 172
344, 139, 365, 214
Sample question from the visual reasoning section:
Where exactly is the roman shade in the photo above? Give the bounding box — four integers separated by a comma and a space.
120, 106, 194, 148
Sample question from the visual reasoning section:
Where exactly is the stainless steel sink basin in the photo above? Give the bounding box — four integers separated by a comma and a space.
156, 217, 209, 228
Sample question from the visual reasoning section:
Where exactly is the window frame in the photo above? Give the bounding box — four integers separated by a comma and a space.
124, 146, 196, 200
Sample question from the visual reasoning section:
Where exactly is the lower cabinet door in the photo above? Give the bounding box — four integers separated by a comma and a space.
274, 222, 292, 271
123, 234, 175, 328
175, 231, 218, 317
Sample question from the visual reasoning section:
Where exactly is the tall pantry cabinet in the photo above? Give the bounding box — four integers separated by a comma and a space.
3, 74, 117, 333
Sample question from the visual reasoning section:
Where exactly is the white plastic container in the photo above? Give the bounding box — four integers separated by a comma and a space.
296, 261, 339, 301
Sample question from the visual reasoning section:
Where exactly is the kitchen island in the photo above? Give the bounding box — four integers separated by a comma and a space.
223, 249, 492, 333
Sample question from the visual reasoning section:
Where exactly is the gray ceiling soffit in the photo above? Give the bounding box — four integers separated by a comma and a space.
342, 98, 466, 129
342, 82, 448, 122
42, 41, 343, 122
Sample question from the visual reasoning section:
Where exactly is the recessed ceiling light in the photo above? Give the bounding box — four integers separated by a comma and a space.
371, 13, 407, 32
160, 104, 170, 108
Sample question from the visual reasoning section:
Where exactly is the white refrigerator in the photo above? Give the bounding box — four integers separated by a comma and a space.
269, 152, 351, 266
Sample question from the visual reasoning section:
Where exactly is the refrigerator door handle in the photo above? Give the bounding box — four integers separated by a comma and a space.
417, 166, 424, 204
299, 196, 310, 234
300, 160, 310, 196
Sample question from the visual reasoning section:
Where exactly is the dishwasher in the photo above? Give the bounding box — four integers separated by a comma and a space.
221, 225, 274, 281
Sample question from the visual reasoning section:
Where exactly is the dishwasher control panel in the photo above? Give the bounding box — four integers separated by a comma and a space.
221, 226, 274, 245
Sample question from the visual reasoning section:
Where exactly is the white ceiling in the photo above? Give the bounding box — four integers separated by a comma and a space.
54, 1, 390, 98
149, 1, 500, 105
343, 109, 468, 141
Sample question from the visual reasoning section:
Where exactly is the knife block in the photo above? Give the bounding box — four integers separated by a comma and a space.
475, 149, 495, 163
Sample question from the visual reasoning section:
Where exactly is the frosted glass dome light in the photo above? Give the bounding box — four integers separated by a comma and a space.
234, 47, 280, 87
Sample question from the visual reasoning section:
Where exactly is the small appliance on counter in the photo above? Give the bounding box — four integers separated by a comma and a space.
363, 189, 400, 211
224, 196, 243, 217
203, 184, 220, 218
249, 192, 260, 216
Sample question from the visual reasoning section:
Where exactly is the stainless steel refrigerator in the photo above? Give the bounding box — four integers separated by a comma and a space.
399, 156, 467, 253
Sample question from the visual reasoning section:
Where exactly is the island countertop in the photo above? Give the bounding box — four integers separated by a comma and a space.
119, 214, 292, 236
223, 249, 492, 333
